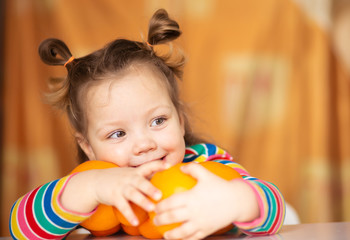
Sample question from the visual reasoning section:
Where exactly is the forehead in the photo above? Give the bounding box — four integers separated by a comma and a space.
84, 64, 171, 111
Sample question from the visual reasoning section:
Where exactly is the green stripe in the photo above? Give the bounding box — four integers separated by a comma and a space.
255, 181, 277, 231
188, 144, 207, 156
34, 182, 69, 234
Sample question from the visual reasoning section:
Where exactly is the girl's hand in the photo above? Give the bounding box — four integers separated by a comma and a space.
153, 163, 259, 240
93, 160, 167, 225
61, 160, 167, 226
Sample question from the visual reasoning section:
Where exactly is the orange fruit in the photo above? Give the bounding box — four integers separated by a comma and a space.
70, 160, 119, 174
149, 162, 242, 236
139, 218, 163, 239
151, 163, 197, 199
70, 160, 121, 236
114, 202, 148, 226
149, 163, 195, 235
200, 161, 242, 180
80, 204, 120, 232
121, 224, 141, 236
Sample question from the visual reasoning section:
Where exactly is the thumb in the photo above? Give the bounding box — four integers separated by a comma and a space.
181, 163, 208, 181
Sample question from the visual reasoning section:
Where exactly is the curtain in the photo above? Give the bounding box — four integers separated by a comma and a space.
1, 0, 350, 236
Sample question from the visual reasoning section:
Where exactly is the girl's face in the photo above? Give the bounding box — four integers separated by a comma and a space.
77, 65, 186, 167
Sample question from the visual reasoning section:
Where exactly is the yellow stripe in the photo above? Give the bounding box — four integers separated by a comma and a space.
193, 155, 207, 163
254, 183, 269, 223
51, 176, 89, 222
10, 196, 26, 239
225, 162, 248, 172
216, 147, 225, 155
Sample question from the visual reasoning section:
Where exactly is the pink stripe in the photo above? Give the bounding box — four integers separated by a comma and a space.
206, 153, 232, 161
17, 191, 42, 239
233, 179, 266, 228
56, 174, 95, 217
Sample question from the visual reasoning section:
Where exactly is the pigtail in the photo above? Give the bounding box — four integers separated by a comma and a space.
38, 38, 73, 66
147, 9, 185, 80
148, 9, 181, 45
38, 39, 73, 112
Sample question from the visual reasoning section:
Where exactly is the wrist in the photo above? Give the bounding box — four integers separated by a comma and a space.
60, 171, 99, 214
230, 178, 260, 223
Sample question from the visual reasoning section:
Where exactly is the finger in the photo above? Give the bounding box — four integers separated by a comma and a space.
115, 199, 139, 226
163, 221, 198, 240
155, 192, 187, 213
153, 207, 189, 226
132, 175, 162, 201
138, 160, 169, 176
180, 162, 209, 181
123, 185, 156, 212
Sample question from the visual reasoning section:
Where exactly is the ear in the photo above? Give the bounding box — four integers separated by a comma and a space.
178, 112, 186, 137
75, 133, 96, 160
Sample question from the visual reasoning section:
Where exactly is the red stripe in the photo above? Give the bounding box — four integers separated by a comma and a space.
185, 149, 197, 155
262, 181, 283, 234
26, 186, 57, 239
240, 181, 284, 236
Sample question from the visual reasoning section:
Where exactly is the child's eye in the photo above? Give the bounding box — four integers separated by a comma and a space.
109, 130, 126, 139
151, 117, 166, 127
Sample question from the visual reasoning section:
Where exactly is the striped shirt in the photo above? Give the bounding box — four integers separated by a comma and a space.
184, 143, 285, 235
10, 143, 285, 239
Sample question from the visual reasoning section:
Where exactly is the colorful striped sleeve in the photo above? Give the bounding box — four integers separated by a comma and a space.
184, 143, 285, 235
9, 174, 93, 240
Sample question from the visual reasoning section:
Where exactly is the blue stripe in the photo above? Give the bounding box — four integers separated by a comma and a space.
206, 143, 216, 156
248, 181, 272, 232
44, 180, 77, 228
183, 155, 198, 162
213, 160, 234, 164
9, 199, 18, 239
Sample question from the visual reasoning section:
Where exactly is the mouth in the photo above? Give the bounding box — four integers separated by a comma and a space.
132, 155, 167, 167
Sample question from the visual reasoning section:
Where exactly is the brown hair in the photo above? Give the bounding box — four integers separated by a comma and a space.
38, 9, 203, 162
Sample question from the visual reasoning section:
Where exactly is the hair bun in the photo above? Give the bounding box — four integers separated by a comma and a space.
148, 9, 181, 45
38, 38, 73, 66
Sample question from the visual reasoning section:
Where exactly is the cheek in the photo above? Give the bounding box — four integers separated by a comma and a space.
159, 127, 185, 148
159, 128, 186, 162
95, 145, 129, 167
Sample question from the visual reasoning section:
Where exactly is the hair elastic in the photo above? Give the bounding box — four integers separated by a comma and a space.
64, 56, 75, 67
146, 41, 152, 47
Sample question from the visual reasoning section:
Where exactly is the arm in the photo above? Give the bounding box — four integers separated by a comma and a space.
9, 175, 92, 240
186, 143, 285, 235
10, 160, 167, 240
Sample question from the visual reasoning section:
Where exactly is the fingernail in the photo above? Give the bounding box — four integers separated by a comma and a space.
131, 219, 139, 226
164, 162, 171, 169
153, 217, 158, 225
153, 191, 162, 200
147, 203, 155, 211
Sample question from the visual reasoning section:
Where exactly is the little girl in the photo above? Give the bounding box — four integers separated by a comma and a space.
9, 9, 285, 240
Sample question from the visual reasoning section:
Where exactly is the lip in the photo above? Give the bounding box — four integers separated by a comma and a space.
132, 154, 167, 167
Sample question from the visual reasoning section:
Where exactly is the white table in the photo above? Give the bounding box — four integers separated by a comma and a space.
2, 222, 350, 239
67, 221, 350, 240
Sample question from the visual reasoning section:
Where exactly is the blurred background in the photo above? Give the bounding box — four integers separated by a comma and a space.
1, 0, 350, 236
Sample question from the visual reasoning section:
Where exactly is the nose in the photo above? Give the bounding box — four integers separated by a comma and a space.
133, 134, 157, 156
